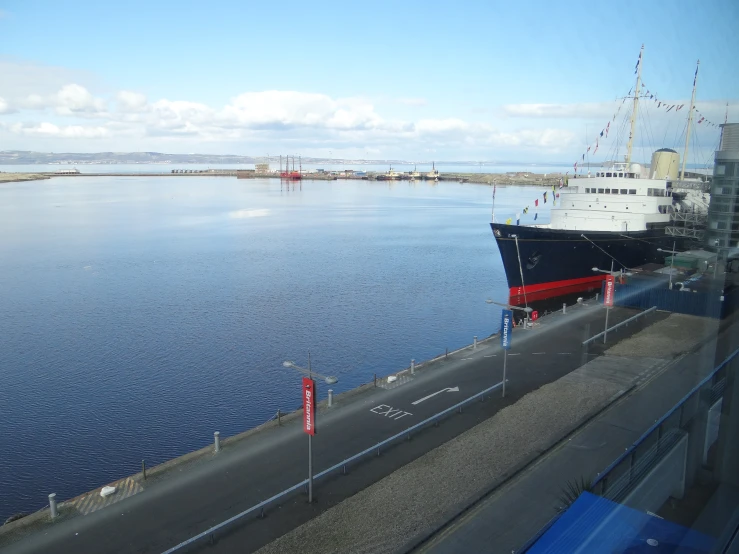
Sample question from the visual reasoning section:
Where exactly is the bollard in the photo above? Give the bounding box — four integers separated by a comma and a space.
214, 431, 220, 453
411, 359, 415, 375
328, 389, 333, 408
49, 493, 58, 520
563, 303, 566, 314
445, 347, 448, 359
473, 336, 478, 349
277, 408, 281, 426
374, 373, 377, 387
142, 459, 147, 481
595, 292, 599, 302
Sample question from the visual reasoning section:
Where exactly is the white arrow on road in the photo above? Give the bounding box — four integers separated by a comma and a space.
411, 386, 460, 405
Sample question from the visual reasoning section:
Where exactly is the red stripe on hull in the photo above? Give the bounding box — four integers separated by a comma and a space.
509, 275, 606, 298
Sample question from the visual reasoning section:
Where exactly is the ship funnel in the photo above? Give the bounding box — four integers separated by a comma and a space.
649, 148, 680, 180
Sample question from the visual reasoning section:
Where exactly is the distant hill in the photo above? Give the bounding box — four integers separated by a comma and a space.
0, 151, 566, 167
0, 150, 261, 165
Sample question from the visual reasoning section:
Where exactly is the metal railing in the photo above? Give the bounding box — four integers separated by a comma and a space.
520, 346, 738, 553
161, 379, 506, 553
582, 306, 657, 346
590, 345, 738, 498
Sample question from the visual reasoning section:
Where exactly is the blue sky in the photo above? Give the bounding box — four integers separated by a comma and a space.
0, 0, 737, 163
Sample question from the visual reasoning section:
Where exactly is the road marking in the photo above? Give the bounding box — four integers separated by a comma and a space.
461, 358, 473, 360
370, 404, 412, 420
411, 386, 460, 406
484, 355, 496, 358
532, 352, 546, 355
558, 352, 572, 355
69, 477, 143, 516
508, 353, 521, 356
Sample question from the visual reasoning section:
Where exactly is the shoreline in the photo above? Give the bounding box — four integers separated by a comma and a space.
0, 173, 51, 183
0, 170, 571, 187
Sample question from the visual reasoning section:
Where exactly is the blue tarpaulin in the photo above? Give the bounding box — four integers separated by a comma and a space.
527, 492, 715, 553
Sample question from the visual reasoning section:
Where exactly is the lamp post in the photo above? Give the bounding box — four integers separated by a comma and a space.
485, 299, 533, 328
592, 259, 615, 343
657, 241, 678, 290
485, 300, 520, 397
282, 354, 338, 504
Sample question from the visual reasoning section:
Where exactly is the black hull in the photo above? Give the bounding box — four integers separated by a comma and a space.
490, 223, 692, 296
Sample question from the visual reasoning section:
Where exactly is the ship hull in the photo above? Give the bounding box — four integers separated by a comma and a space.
491, 223, 689, 303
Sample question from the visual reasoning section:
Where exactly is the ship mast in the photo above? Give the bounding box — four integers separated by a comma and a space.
680, 60, 699, 181
625, 44, 644, 167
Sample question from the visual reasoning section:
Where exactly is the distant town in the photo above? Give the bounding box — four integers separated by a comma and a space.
0, 150, 576, 168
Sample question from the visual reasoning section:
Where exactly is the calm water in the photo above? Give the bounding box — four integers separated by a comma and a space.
0, 176, 548, 520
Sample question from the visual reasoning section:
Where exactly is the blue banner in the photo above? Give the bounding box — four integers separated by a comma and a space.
501, 309, 513, 350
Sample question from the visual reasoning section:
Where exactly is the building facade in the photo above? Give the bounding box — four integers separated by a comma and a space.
706, 123, 739, 249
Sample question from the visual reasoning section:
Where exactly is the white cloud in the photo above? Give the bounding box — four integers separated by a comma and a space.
10, 122, 110, 138
9, 62, 725, 160
502, 102, 619, 119
0, 96, 12, 114
415, 118, 470, 134
219, 91, 382, 130
55, 84, 107, 115
116, 90, 148, 112
0, 60, 99, 103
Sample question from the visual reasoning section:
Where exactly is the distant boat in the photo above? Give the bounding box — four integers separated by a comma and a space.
426, 162, 439, 182
409, 166, 421, 181
377, 166, 400, 181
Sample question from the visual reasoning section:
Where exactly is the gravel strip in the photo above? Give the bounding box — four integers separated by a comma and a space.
605, 313, 716, 358
256, 363, 626, 554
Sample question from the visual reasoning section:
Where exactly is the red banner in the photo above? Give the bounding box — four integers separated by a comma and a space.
303, 377, 316, 435
604, 275, 615, 308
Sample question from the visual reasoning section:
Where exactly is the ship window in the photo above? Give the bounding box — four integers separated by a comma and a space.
606, 172, 612, 177
619, 172, 624, 177
605, 188, 611, 193
629, 189, 637, 194
597, 188, 604, 193
585, 188, 590, 193
647, 188, 654, 196
612, 189, 618, 194
620, 189, 627, 194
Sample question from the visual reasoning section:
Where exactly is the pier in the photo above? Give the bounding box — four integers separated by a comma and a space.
3, 294, 735, 554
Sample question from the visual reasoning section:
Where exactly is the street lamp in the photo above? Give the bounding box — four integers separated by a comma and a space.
282, 360, 338, 385
485, 299, 533, 328
592, 260, 615, 343
281, 353, 339, 504
657, 241, 678, 290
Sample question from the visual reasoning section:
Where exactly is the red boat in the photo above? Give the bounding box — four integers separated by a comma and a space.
280, 155, 302, 180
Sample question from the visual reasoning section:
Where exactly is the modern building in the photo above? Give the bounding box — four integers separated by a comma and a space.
255, 163, 270, 173
706, 123, 739, 250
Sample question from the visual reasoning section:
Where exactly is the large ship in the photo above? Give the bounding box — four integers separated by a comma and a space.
491, 46, 710, 305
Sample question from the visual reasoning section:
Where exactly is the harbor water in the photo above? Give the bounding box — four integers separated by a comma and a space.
0, 175, 549, 520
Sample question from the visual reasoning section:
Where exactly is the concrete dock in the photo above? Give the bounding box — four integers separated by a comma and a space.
0, 300, 686, 554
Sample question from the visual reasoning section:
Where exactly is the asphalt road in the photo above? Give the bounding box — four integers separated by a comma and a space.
3, 303, 660, 554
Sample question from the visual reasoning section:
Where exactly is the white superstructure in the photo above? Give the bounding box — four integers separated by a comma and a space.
534, 46, 709, 236
550, 164, 675, 232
